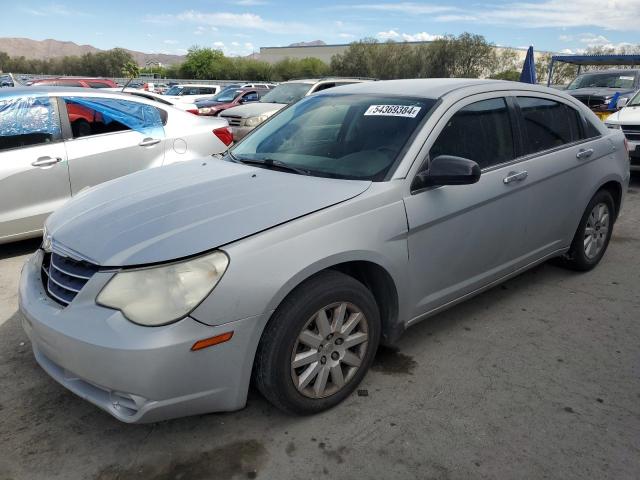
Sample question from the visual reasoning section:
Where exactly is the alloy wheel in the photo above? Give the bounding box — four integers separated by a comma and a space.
584, 202, 610, 259
290, 302, 369, 399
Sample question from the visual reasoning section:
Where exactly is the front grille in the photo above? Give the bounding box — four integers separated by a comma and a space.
223, 115, 242, 127
41, 252, 99, 306
572, 95, 608, 110
621, 125, 640, 141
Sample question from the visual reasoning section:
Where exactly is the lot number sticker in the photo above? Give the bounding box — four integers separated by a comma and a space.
365, 105, 421, 118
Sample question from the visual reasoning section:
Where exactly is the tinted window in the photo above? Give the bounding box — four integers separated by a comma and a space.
243, 92, 259, 102
233, 94, 436, 180
584, 118, 602, 139
516, 97, 579, 154
429, 98, 514, 169
0, 96, 61, 151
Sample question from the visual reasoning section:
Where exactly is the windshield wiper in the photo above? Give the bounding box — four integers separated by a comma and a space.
234, 156, 312, 176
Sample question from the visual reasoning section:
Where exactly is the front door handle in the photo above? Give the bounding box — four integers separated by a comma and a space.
576, 148, 594, 160
31, 156, 62, 167
503, 170, 528, 184
138, 138, 161, 147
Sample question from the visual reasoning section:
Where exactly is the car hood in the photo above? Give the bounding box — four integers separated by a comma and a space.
46, 160, 371, 266
568, 87, 636, 97
606, 105, 640, 123
220, 102, 286, 118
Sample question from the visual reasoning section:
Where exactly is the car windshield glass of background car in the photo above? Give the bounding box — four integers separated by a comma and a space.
211, 90, 241, 103
232, 94, 435, 180
164, 86, 183, 96
259, 83, 311, 104
567, 72, 637, 90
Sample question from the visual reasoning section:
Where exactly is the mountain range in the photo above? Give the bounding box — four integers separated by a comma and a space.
0, 37, 185, 66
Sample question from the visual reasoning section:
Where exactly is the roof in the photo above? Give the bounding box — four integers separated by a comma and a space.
551, 54, 640, 66
313, 78, 572, 100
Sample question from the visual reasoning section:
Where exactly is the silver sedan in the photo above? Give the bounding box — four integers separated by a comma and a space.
19, 79, 629, 422
0, 87, 232, 244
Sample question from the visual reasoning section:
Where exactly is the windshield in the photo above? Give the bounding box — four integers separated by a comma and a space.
209, 89, 241, 103
231, 94, 436, 181
259, 83, 311, 104
567, 72, 637, 90
629, 90, 640, 106
164, 86, 183, 96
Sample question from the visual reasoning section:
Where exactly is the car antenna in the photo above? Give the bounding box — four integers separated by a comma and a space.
122, 76, 134, 93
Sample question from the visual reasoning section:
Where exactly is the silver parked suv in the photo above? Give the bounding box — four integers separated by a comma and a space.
220, 77, 371, 141
20, 79, 629, 423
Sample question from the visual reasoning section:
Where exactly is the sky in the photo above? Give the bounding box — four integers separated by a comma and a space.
1, 0, 639, 57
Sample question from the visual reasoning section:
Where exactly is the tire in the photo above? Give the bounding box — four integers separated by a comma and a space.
560, 189, 615, 271
254, 270, 381, 415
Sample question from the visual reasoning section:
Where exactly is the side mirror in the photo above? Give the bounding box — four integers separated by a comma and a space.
616, 97, 629, 109
413, 155, 481, 189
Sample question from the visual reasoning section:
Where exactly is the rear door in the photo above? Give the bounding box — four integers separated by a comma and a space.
510, 94, 609, 256
0, 95, 70, 241
60, 96, 165, 195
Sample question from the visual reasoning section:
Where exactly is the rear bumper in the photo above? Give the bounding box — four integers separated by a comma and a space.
19, 250, 265, 423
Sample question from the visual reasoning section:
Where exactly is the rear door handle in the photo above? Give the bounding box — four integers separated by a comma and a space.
31, 156, 62, 167
576, 148, 594, 160
503, 170, 528, 184
138, 138, 161, 147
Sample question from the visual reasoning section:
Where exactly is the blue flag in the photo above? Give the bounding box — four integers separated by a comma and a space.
520, 46, 537, 84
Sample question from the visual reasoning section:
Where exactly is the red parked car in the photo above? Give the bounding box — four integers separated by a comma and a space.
30, 77, 118, 88
196, 87, 266, 116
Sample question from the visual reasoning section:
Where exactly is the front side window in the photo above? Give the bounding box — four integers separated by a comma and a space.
232, 94, 435, 180
516, 97, 580, 154
242, 92, 259, 102
63, 97, 163, 139
567, 72, 637, 90
429, 98, 515, 169
0, 96, 61, 151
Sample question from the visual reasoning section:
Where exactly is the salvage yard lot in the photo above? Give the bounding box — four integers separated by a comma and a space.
0, 176, 638, 480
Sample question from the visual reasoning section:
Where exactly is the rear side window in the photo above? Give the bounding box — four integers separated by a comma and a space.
0, 96, 61, 151
583, 118, 602, 139
429, 98, 515, 169
516, 97, 581, 154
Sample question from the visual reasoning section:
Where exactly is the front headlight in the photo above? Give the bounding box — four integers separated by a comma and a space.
605, 123, 622, 130
41, 225, 52, 252
97, 251, 229, 326
245, 114, 269, 127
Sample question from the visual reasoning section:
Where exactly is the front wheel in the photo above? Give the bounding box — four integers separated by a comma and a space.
254, 270, 380, 415
560, 189, 615, 271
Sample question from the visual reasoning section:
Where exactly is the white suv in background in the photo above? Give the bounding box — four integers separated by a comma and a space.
163, 84, 222, 103
220, 78, 372, 141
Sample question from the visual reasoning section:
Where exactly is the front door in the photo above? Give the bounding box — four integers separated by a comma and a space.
404, 95, 531, 320
0, 95, 70, 242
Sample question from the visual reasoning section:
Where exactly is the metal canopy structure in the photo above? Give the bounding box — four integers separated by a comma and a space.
547, 54, 640, 86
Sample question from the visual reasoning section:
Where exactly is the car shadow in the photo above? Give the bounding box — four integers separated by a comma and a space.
0, 238, 41, 260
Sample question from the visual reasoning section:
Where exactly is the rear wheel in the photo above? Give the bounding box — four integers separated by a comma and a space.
254, 270, 380, 414
560, 189, 615, 271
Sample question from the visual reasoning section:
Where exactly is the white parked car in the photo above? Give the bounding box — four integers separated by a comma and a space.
106, 88, 202, 115
163, 84, 221, 103
0, 87, 232, 244
605, 90, 640, 171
